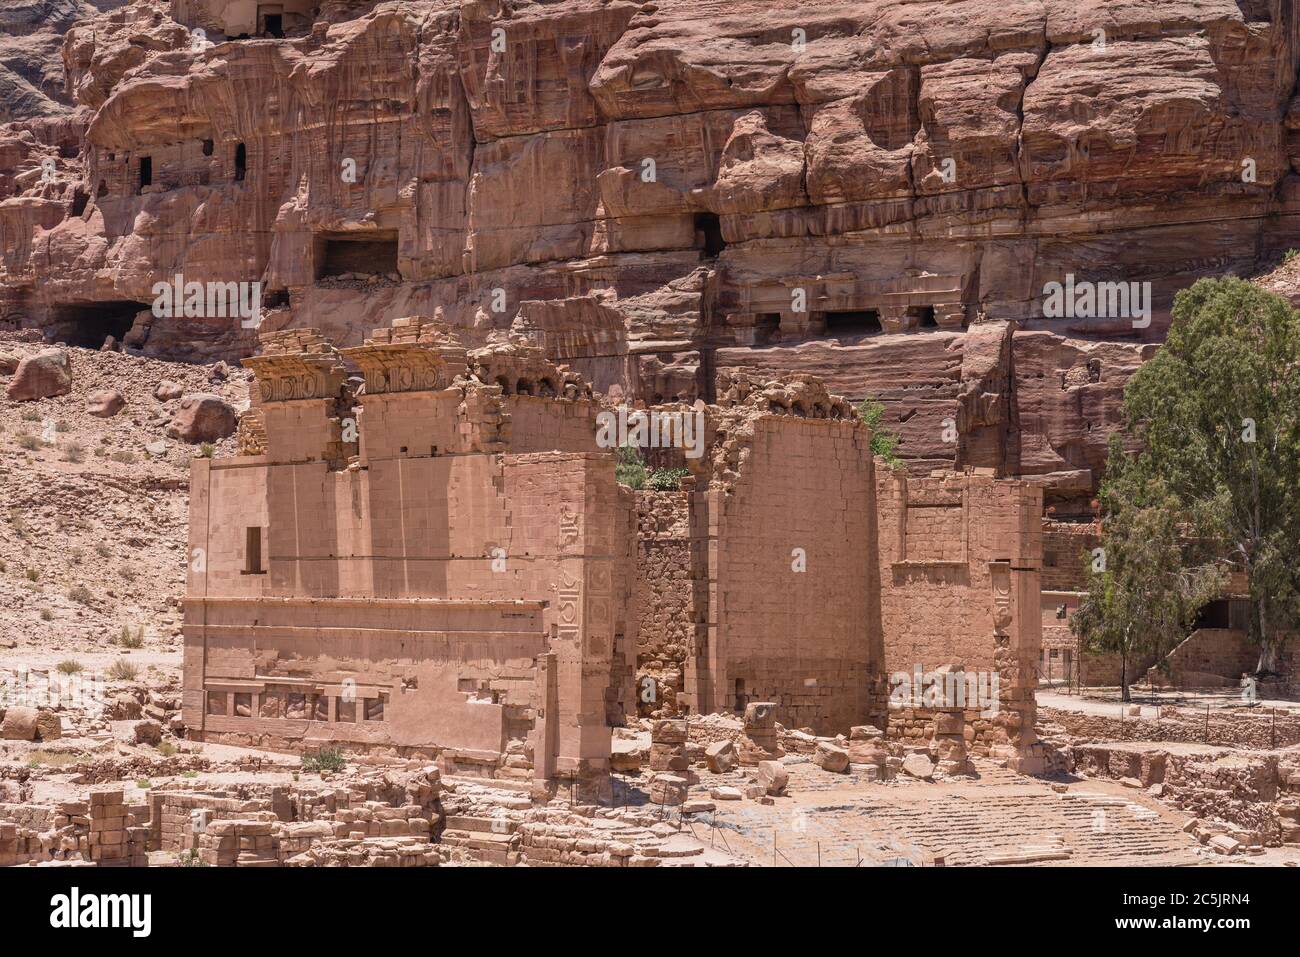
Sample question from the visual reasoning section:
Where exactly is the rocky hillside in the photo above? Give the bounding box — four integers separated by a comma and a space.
0, 333, 248, 653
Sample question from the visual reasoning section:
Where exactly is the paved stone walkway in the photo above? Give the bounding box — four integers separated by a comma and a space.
674, 759, 1208, 867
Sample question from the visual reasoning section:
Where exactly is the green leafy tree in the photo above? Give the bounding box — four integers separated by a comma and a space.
1113, 277, 1300, 670
856, 397, 902, 468
1072, 469, 1225, 701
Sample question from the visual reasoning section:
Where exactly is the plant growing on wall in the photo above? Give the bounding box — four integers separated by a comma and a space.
856, 396, 902, 468
614, 444, 648, 489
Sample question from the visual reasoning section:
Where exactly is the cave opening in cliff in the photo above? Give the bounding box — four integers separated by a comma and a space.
138, 156, 152, 192
695, 212, 726, 257
70, 189, 88, 217
823, 309, 881, 337
917, 305, 937, 329
316, 231, 399, 279
754, 312, 781, 343
234, 143, 247, 182
47, 300, 148, 349
264, 14, 284, 38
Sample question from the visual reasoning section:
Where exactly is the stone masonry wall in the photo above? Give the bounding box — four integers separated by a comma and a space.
693, 415, 882, 734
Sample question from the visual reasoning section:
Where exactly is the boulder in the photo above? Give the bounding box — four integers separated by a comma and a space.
0, 353, 18, 374
1, 706, 38, 740
6, 349, 71, 401
813, 741, 850, 773
709, 785, 743, 801
133, 719, 163, 745
705, 739, 737, 773
901, 753, 935, 780
756, 759, 788, 795
86, 389, 125, 418
154, 380, 183, 401
165, 394, 237, 443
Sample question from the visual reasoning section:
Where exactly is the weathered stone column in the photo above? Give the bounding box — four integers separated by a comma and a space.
737, 701, 784, 766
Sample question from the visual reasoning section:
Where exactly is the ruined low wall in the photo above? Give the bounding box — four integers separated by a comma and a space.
1040, 704, 1300, 751
1064, 743, 1300, 845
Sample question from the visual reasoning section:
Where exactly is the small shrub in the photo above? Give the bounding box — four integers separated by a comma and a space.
54, 419, 69, 433
856, 397, 903, 469
135, 778, 150, 790
158, 741, 177, 757
39, 608, 53, 622
614, 444, 648, 490
646, 467, 689, 491
95, 543, 111, 559
67, 584, 92, 604
56, 659, 83, 674
21, 409, 40, 422
198, 442, 215, 458
179, 850, 210, 867
118, 625, 144, 649
24, 567, 39, 582
107, 658, 138, 681
301, 746, 346, 773
16, 434, 41, 451
60, 442, 85, 463
181, 770, 198, 778
118, 564, 137, 582
110, 450, 136, 464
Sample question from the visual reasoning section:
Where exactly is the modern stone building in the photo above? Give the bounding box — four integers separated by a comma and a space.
183, 318, 1045, 797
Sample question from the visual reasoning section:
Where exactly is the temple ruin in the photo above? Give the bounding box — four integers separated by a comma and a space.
183, 318, 1044, 799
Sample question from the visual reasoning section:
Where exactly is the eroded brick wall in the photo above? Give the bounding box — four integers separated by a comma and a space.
633, 490, 701, 712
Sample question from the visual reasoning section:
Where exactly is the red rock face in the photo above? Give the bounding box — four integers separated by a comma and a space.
2, 0, 1298, 501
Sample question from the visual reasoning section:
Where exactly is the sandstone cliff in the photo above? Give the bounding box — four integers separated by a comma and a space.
2, 0, 1299, 501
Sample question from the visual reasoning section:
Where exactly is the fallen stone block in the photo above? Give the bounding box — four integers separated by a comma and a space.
1209, 834, 1241, 855
133, 719, 162, 745
1, 706, 38, 741
812, 741, 850, 773
901, 753, 935, 780
756, 760, 788, 796
34, 709, 61, 741
705, 739, 737, 773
